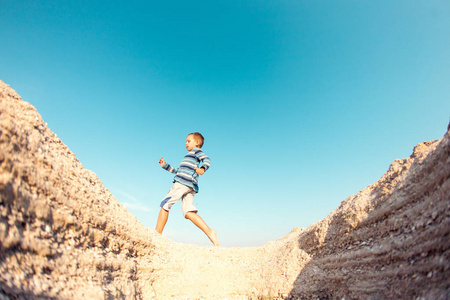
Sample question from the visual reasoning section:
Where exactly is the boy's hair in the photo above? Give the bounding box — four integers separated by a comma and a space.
189, 132, 204, 148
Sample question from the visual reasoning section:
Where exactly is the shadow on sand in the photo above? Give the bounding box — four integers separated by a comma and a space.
288, 133, 450, 299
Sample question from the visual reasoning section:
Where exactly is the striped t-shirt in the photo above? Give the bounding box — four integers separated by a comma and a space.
162, 147, 211, 192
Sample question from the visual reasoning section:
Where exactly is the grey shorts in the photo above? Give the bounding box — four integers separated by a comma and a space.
160, 182, 198, 217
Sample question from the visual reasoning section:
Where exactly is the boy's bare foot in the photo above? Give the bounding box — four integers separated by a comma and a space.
210, 229, 219, 246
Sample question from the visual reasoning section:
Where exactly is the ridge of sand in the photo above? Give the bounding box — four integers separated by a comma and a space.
1, 80, 448, 299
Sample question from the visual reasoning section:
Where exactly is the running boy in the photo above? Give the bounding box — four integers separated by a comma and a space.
155, 132, 219, 246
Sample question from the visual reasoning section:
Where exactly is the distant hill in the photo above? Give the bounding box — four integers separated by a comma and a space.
1, 80, 449, 299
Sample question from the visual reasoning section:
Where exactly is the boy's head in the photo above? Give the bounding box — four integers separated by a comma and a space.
186, 132, 204, 150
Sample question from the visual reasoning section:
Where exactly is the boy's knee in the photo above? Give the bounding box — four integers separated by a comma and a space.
184, 211, 195, 219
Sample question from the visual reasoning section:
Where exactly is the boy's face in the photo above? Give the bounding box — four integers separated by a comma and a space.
185, 135, 198, 151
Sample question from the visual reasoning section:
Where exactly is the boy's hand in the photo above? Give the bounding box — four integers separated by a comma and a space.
195, 167, 205, 175
159, 157, 165, 167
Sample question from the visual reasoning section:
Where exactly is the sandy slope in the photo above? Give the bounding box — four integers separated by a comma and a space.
1, 80, 449, 299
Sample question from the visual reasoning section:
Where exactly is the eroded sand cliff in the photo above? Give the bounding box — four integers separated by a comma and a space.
1, 81, 449, 299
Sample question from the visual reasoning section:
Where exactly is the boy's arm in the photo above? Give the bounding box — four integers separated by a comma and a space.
194, 149, 211, 175
159, 157, 178, 174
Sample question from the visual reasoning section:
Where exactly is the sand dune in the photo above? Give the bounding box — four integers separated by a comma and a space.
1, 80, 449, 299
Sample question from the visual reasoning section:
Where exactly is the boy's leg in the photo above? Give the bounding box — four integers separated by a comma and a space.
185, 212, 219, 246
155, 208, 169, 234
157, 182, 186, 234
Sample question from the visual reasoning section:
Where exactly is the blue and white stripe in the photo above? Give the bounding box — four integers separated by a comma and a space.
162, 147, 211, 192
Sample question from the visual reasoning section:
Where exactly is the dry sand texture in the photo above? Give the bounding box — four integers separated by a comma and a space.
0, 80, 449, 299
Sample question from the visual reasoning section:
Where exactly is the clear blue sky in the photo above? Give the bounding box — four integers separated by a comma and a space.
1, 0, 449, 247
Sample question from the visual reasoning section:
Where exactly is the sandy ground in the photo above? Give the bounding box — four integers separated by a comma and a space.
1, 80, 449, 299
